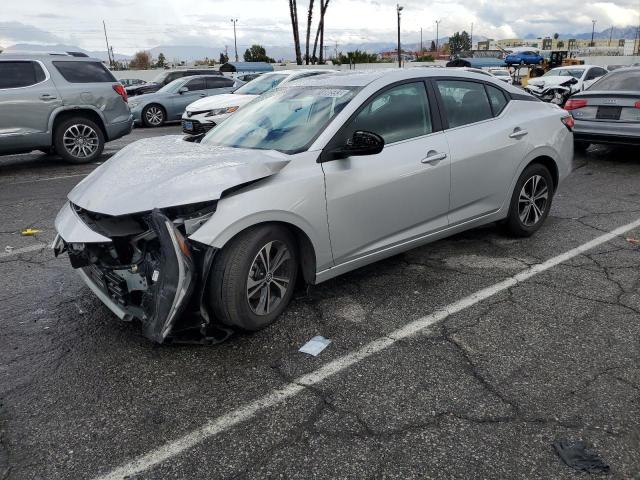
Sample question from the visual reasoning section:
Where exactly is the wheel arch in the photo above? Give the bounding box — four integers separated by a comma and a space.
526, 155, 559, 192
50, 107, 108, 140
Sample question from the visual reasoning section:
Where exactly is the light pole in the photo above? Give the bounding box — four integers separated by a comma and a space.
435, 20, 441, 52
591, 19, 596, 47
397, 4, 403, 68
231, 19, 239, 62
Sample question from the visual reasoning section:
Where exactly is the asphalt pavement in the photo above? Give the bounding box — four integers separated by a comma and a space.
1, 127, 639, 480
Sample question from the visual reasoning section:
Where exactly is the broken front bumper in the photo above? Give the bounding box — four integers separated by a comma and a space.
54, 204, 199, 343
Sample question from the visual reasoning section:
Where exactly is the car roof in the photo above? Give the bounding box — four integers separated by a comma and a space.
0, 52, 103, 62
287, 68, 512, 88
174, 74, 228, 81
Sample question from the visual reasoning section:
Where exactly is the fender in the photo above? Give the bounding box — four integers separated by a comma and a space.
47, 105, 107, 140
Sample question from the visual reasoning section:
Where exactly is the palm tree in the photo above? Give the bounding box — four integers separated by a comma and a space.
288, 0, 302, 64
305, 0, 315, 65
312, 0, 330, 63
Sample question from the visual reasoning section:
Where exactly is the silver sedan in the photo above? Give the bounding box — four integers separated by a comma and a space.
54, 68, 574, 343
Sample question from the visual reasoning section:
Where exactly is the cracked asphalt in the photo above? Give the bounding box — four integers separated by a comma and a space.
1, 127, 639, 480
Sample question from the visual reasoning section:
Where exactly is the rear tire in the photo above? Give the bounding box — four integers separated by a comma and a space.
142, 104, 166, 127
53, 117, 104, 164
208, 225, 299, 331
504, 163, 554, 237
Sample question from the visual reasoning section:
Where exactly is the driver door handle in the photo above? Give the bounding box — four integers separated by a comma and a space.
509, 128, 528, 139
39, 93, 57, 101
421, 151, 447, 165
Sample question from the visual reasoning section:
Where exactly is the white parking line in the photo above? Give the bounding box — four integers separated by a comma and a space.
0, 243, 48, 259
8, 173, 88, 185
94, 217, 640, 480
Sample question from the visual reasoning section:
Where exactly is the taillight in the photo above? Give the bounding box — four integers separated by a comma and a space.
112, 83, 128, 102
564, 98, 587, 110
561, 115, 574, 131
634, 101, 640, 109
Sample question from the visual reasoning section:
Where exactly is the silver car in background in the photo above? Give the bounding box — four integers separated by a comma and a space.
565, 67, 640, 149
0, 53, 132, 163
54, 69, 573, 343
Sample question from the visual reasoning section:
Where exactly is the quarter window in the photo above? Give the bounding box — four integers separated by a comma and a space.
437, 80, 493, 128
346, 82, 432, 144
53, 61, 115, 83
485, 85, 508, 115
0, 61, 46, 88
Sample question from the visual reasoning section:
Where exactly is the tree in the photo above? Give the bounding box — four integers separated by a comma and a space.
305, 0, 314, 64
129, 51, 152, 69
448, 31, 471, 55
219, 52, 229, 64
155, 52, 166, 69
430, 40, 436, 52
243, 44, 275, 63
337, 50, 378, 64
312, 0, 330, 63
288, 0, 303, 64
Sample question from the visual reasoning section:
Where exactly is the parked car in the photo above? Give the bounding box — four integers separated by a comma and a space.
236, 73, 264, 82
54, 68, 573, 343
0, 53, 132, 163
488, 68, 514, 84
525, 65, 608, 98
505, 51, 544, 66
182, 69, 334, 135
119, 78, 146, 87
125, 69, 223, 96
128, 75, 244, 127
565, 66, 640, 149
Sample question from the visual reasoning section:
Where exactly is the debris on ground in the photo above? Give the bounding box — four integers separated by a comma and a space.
553, 439, 610, 474
625, 237, 640, 246
299, 336, 332, 356
4, 246, 14, 253
21, 228, 41, 236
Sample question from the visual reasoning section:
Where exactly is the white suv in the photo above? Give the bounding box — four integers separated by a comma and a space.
181, 69, 335, 135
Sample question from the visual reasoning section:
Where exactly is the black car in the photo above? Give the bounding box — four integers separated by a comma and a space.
126, 69, 222, 96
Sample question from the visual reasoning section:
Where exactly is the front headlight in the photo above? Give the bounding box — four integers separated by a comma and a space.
205, 106, 239, 117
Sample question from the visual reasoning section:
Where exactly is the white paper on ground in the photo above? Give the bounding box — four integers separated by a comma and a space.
299, 336, 332, 356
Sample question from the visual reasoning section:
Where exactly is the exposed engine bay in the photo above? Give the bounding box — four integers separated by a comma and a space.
54, 203, 231, 344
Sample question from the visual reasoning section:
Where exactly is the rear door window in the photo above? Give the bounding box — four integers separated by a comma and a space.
185, 78, 206, 91
347, 82, 432, 144
0, 61, 46, 88
436, 80, 493, 128
206, 77, 235, 89
53, 61, 115, 83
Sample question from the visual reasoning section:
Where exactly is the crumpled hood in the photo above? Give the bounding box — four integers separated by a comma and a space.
186, 93, 257, 112
68, 135, 290, 216
528, 76, 576, 89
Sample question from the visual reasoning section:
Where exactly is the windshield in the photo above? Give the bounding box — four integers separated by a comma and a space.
201, 86, 360, 153
150, 72, 168, 84
589, 70, 640, 91
233, 73, 288, 95
544, 68, 583, 78
157, 77, 187, 94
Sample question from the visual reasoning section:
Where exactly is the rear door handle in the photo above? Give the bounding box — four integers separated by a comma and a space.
39, 94, 58, 101
509, 128, 528, 139
421, 151, 447, 165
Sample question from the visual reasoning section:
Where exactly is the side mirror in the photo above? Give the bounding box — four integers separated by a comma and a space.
567, 77, 579, 85
178, 86, 189, 94
331, 131, 384, 159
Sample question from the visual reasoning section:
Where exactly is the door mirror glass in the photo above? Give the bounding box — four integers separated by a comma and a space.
332, 131, 384, 159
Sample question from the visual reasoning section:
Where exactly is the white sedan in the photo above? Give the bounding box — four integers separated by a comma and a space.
181, 69, 335, 135
525, 65, 608, 95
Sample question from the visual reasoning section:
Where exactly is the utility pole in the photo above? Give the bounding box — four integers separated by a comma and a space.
102, 20, 112, 68
470, 22, 474, 48
396, 4, 403, 68
231, 19, 239, 62
420, 28, 423, 54
591, 19, 596, 47
435, 20, 441, 52
608, 25, 613, 46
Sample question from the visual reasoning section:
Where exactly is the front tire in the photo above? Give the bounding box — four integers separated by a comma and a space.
142, 104, 165, 127
53, 117, 104, 164
208, 225, 299, 331
504, 164, 554, 237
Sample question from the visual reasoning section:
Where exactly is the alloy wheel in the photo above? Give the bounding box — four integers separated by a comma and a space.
145, 106, 164, 126
246, 240, 292, 316
62, 124, 99, 159
518, 174, 549, 226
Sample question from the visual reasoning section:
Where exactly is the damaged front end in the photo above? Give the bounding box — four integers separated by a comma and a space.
54, 202, 225, 343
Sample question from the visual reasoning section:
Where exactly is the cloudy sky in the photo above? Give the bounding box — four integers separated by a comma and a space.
1, 0, 638, 53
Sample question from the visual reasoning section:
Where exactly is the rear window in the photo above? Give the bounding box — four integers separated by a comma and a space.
0, 61, 46, 88
589, 70, 640, 91
53, 61, 116, 83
